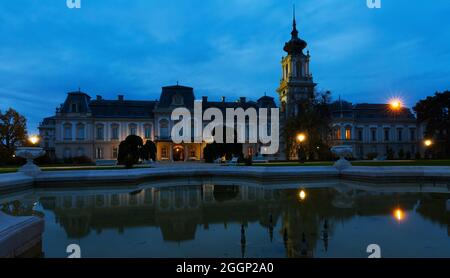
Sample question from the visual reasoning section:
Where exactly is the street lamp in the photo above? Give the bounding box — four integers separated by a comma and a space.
297, 133, 306, 143
297, 133, 306, 163
28, 135, 40, 146
424, 139, 433, 147
389, 98, 403, 111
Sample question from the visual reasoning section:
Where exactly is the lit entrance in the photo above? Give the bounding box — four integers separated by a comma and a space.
173, 145, 185, 161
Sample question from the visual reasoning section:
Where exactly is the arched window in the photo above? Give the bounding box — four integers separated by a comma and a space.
111, 124, 119, 140
129, 123, 137, 136
159, 119, 169, 139
334, 126, 341, 140
345, 126, 352, 140
96, 124, 104, 140
63, 123, 72, 140
144, 124, 152, 139
76, 123, 85, 140
296, 62, 302, 78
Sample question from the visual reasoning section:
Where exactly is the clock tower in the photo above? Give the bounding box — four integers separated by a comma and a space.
276, 10, 316, 119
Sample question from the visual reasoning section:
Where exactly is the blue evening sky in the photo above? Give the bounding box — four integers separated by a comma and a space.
0, 0, 449, 132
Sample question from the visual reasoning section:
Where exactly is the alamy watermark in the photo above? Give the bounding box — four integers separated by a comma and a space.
66, 0, 81, 9
171, 101, 279, 155
367, 0, 381, 9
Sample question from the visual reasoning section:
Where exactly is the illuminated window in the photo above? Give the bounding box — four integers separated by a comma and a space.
345, 128, 352, 140
189, 147, 196, 158
247, 147, 254, 156
334, 128, 341, 140
161, 147, 168, 159
144, 124, 152, 139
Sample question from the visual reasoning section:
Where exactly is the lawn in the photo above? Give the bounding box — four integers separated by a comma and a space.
0, 167, 18, 174
0, 164, 153, 174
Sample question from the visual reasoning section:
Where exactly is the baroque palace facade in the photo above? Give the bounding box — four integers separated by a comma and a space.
39, 86, 277, 162
39, 15, 424, 162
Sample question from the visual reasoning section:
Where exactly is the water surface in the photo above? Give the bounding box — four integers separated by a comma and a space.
1, 180, 449, 258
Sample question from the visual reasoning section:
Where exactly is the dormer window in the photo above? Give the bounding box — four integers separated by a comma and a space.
172, 94, 183, 105
71, 103, 79, 113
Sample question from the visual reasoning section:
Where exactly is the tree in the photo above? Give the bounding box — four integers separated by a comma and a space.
414, 91, 450, 158
203, 126, 243, 163
0, 108, 27, 149
0, 108, 27, 165
141, 140, 157, 161
117, 135, 143, 168
284, 91, 332, 161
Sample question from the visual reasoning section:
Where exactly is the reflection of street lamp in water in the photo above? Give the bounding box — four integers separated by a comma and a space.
393, 208, 405, 222
298, 189, 307, 201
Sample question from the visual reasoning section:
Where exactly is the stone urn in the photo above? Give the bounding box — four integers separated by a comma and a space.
331, 145, 353, 171
15, 147, 46, 177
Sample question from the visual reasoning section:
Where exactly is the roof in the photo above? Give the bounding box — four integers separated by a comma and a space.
90, 100, 157, 118
158, 85, 195, 108
330, 101, 416, 121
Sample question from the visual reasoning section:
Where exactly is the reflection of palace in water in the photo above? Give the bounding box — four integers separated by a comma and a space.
29, 183, 449, 258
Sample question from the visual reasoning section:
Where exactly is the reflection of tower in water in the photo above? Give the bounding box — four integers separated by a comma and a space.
240, 224, 246, 258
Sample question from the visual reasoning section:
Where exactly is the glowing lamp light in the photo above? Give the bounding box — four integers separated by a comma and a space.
424, 139, 433, 147
389, 98, 403, 111
393, 208, 405, 221
28, 135, 40, 145
297, 133, 306, 143
298, 189, 307, 201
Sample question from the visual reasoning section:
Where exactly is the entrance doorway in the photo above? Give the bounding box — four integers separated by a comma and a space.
173, 145, 185, 161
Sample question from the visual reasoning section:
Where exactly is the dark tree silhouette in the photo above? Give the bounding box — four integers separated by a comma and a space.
141, 140, 157, 161
414, 91, 450, 158
117, 135, 143, 168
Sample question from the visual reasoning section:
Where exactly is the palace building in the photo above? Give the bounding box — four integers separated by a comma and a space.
39, 85, 277, 162
39, 13, 425, 162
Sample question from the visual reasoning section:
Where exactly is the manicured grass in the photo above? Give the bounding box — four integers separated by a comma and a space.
0, 165, 154, 174
0, 167, 18, 174
252, 161, 333, 167
41, 165, 154, 171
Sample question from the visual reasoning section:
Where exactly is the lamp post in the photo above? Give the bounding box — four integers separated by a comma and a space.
424, 139, 433, 159
297, 133, 306, 163
28, 135, 40, 146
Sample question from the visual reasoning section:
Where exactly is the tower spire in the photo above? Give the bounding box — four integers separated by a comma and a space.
291, 4, 298, 39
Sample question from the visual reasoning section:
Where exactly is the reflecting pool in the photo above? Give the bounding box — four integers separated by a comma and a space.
1, 180, 449, 258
